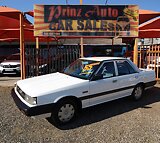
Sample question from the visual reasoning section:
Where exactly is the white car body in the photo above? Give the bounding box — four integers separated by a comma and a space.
12, 57, 156, 123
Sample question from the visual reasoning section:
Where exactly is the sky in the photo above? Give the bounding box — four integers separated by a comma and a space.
1, 0, 159, 24
1, 0, 160, 12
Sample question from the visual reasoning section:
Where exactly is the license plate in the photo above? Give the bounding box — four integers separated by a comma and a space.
4, 69, 14, 71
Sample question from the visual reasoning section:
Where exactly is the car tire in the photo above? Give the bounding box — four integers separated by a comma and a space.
51, 99, 78, 126
131, 84, 144, 101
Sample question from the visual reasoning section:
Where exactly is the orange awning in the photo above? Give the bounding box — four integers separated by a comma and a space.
0, 6, 35, 42
0, 15, 33, 29
0, 28, 33, 41
139, 29, 160, 38
25, 11, 34, 17
139, 17, 160, 30
139, 9, 160, 25
0, 28, 55, 42
0, 38, 19, 42
0, 6, 20, 19
139, 17, 160, 38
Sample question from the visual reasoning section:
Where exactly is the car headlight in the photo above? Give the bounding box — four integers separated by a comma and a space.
24, 94, 37, 105
0, 64, 3, 67
17, 64, 21, 67
16, 85, 37, 105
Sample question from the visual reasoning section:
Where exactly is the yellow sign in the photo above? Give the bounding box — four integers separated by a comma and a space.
34, 5, 139, 37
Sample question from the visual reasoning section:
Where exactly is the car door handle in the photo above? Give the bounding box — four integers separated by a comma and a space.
82, 91, 88, 94
112, 80, 117, 83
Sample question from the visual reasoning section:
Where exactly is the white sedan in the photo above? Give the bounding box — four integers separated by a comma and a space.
12, 57, 156, 125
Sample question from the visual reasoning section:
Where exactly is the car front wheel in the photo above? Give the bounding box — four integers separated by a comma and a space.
51, 99, 78, 125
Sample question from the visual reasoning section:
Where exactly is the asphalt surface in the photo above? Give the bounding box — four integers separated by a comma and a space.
0, 77, 160, 142
0, 75, 20, 87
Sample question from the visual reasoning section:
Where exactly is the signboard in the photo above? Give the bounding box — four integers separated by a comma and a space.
34, 5, 139, 37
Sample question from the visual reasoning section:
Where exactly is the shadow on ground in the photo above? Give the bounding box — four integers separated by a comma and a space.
47, 86, 160, 130
0, 74, 20, 77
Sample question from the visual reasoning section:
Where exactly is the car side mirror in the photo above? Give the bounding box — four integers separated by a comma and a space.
91, 74, 103, 81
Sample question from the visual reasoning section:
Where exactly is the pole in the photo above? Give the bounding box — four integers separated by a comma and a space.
80, 37, 84, 57
80, 0, 84, 57
36, 37, 39, 76
112, 38, 114, 56
20, 13, 25, 79
80, 0, 83, 5
36, 37, 39, 49
133, 38, 138, 66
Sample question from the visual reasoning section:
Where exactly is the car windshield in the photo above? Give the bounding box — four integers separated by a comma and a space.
64, 59, 100, 80
6, 54, 20, 60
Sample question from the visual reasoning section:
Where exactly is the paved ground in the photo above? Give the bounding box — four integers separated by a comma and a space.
0, 76, 160, 142
0, 75, 20, 87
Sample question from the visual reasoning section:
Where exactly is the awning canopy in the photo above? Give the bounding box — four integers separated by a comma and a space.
139, 17, 160, 30
25, 11, 34, 17
0, 28, 34, 42
0, 6, 20, 19
139, 17, 160, 38
139, 29, 160, 38
0, 15, 33, 29
0, 6, 57, 42
0, 6, 35, 42
139, 9, 160, 25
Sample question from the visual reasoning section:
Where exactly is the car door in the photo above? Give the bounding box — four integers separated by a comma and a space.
114, 60, 140, 98
89, 61, 120, 106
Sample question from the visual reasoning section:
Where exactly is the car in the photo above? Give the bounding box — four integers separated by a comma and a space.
0, 53, 20, 75
11, 57, 156, 125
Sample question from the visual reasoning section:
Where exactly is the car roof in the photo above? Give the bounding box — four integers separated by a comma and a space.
80, 57, 127, 62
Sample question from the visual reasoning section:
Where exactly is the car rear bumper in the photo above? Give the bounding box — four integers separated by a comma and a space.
145, 80, 157, 88
11, 89, 55, 117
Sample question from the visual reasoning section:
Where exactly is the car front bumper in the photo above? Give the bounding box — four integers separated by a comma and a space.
11, 89, 55, 117
0, 66, 3, 73
1, 68, 20, 74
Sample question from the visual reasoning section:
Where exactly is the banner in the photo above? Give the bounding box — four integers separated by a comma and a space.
34, 5, 139, 37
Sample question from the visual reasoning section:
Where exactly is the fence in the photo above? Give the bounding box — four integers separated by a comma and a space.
138, 44, 160, 80
24, 43, 160, 79
25, 45, 80, 78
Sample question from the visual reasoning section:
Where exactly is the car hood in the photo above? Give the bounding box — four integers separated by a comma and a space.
16, 72, 87, 97
1, 60, 20, 65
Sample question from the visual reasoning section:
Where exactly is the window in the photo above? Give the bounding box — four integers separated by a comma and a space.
117, 60, 136, 76
124, 61, 137, 74
97, 62, 115, 78
64, 59, 100, 80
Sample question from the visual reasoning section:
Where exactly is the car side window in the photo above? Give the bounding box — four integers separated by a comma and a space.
117, 60, 136, 76
97, 62, 115, 79
124, 61, 137, 74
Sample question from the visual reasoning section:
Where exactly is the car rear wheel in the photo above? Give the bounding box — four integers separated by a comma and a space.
51, 99, 78, 125
132, 84, 144, 100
